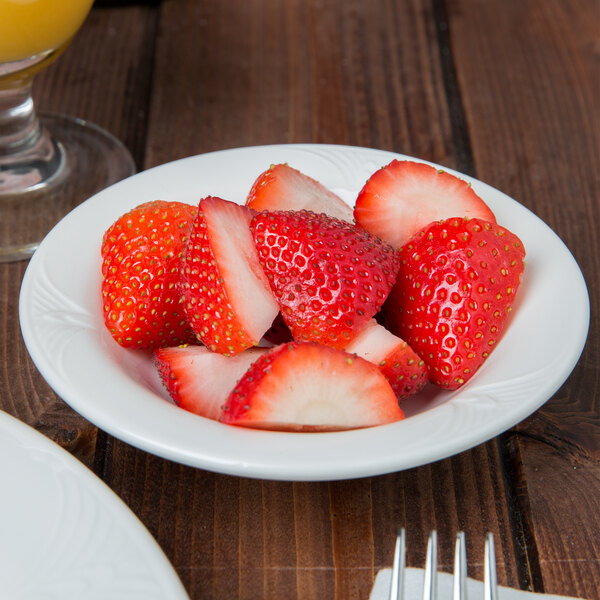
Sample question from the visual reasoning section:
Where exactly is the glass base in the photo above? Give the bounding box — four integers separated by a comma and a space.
0, 113, 135, 262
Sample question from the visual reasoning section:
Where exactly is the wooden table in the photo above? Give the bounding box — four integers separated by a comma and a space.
1, 1, 598, 598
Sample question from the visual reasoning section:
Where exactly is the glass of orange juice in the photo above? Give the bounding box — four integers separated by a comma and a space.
0, 0, 135, 262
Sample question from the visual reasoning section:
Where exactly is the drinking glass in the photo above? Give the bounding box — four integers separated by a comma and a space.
0, 0, 135, 262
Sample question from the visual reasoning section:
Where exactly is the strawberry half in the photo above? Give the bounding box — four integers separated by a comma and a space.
384, 217, 526, 389
251, 209, 400, 349
101, 200, 197, 349
345, 319, 427, 400
154, 345, 268, 419
220, 342, 404, 431
247, 163, 354, 223
354, 160, 496, 249
180, 196, 279, 356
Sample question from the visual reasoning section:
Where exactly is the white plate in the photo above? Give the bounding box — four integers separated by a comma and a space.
19, 144, 589, 481
0, 410, 189, 599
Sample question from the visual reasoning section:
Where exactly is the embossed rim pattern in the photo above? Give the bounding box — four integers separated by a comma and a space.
19, 144, 590, 481
0, 411, 189, 599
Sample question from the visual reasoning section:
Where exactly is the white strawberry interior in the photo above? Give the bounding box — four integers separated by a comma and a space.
263, 165, 354, 223
344, 319, 402, 364
357, 165, 494, 249
295, 173, 354, 222
160, 346, 267, 420
204, 200, 279, 342
360, 176, 429, 245
248, 345, 401, 429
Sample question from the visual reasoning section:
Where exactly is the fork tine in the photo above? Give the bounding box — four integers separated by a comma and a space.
453, 531, 468, 600
484, 533, 499, 600
389, 528, 406, 600
422, 530, 438, 600
389, 531, 499, 600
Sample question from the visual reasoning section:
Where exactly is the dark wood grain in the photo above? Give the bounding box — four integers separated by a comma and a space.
101, 440, 520, 599
0, 0, 597, 599
144, 0, 455, 168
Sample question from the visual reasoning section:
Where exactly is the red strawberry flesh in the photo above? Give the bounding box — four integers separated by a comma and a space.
251, 209, 400, 349
101, 200, 197, 350
384, 217, 525, 389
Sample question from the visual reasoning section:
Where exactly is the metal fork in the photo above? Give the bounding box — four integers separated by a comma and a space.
389, 530, 499, 600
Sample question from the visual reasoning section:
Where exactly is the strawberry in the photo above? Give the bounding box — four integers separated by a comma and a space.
251, 209, 400, 349
154, 345, 268, 420
345, 319, 427, 400
220, 342, 404, 431
101, 200, 197, 349
180, 196, 279, 356
354, 160, 496, 249
384, 217, 525, 389
247, 163, 354, 223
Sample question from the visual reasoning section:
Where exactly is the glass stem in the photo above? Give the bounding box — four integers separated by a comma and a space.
0, 79, 42, 156
0, 78, 63, 193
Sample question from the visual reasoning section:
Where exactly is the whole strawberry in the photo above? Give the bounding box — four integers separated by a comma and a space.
384, 217, 525, 389
101, 200, 197, 349
251, 209, 400, 349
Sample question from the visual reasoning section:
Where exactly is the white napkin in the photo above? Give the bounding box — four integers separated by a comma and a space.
370, 568, 587, 600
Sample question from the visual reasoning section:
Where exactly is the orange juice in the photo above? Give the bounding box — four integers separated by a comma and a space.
0, 0, 94, 63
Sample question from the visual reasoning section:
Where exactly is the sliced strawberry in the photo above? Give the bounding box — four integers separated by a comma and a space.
354, 160, 496, 249
154, 345, 268, 420
221, 342, 404, 431
180, 196, 279, 356
247, 163, 354, 223
101, 200, 197, 350
251, 209, 400, 349
384, 217, 526, 389
345, 319, 427, 400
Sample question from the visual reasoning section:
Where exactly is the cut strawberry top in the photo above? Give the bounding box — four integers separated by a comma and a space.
221, 342, 404, 431
251, 209, 400, 349
247, 163, 354, 223
354, 160, 496, 250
